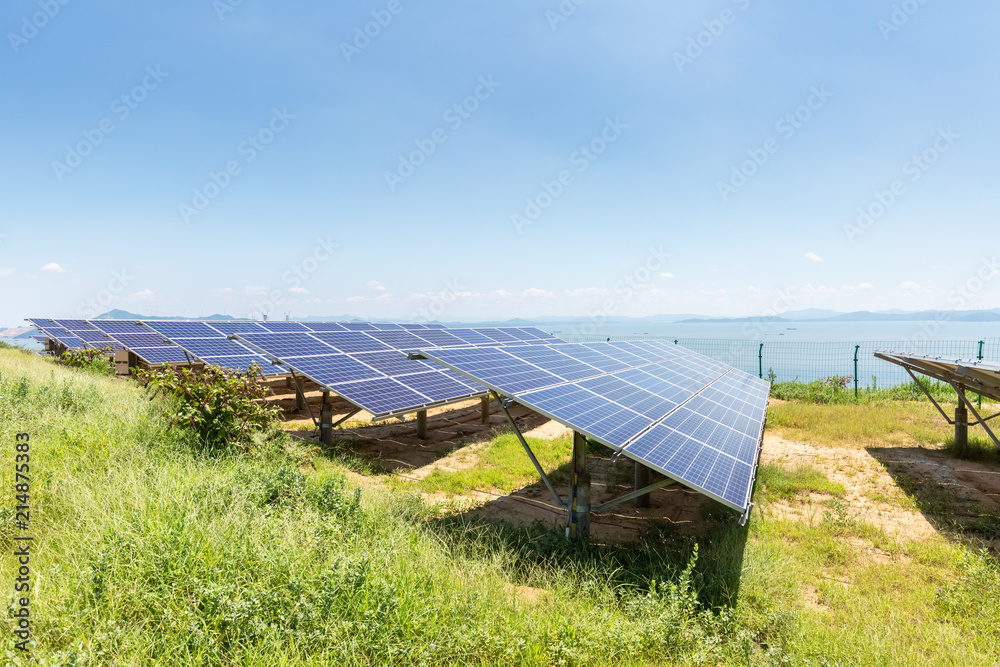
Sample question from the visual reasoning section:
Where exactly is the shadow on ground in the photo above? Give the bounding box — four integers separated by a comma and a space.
868, 445, 1000, 553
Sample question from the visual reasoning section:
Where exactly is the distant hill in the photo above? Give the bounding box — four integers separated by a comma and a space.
94, 309, 237, 321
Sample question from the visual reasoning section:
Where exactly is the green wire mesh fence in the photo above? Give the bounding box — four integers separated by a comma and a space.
569, 336, 1000, 389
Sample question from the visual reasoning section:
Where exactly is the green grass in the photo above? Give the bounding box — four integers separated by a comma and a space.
755, 464, 845, 503
392, 432, 572, 495
769, 378, 958, 404
3, 348, 1000, 665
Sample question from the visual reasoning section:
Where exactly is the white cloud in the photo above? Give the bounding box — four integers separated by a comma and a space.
658, 272, 674, 278
522, 288, 551, 298
288, 287, 308, 294
0, 268, 13, 277
41, 262, 66, 273
366, 280, 386, 291
899, 280, 920, 290
804, 252, 823, 263
490, 289, 513, 298
857, 282, 874, 290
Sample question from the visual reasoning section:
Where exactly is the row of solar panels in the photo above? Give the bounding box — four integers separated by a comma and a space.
28, 318, 564, 418
418, 340, 770, 519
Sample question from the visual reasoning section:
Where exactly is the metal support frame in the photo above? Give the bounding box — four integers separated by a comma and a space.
567, 431, 591, 541
634, 462, 650, 508
492, 391, 565, 508
480, 395, 491, 424
955, 384, 1000, 450
593, 477, 675, 512
758, 342, 764, 379
416, 409, 428, 439
319, 391, 333, 446
853, 344, 860, 398
288, 368, 319, 427
331, 408, 361, 428
293, 374, 308, 411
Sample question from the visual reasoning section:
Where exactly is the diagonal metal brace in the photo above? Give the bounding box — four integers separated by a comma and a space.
492, 391, 566, 508
593, 476, 676, 512
332, 408, 361, 428
955, 386, 1000, 451
905, 367, 954, 423
289, 368, 319, 428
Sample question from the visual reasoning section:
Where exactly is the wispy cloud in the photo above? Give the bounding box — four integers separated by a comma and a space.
804, 252, 823, 263
0, 268, 13, 277
366, 280, 386, 291
41, 262, 66, 273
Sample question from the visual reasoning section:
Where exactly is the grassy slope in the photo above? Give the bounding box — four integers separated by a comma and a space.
1, 348, 998, 665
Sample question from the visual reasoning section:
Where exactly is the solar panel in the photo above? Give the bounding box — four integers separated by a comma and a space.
875, 350, 1000, 402
418, 341, 769, 518
52, 319, 98, 330
370, 323, 404, 330
309, 332, 393, 354
409, 329, 468, 348
365, 330, 431, 350
340, 322, 378, 330
88, 320, 145, 333
106, 333, 168, 349
300, 322, 349, 332
208, 321, 270, 335
142, 321, 221, 339
199, 355, 282, 374
169, 338, 253, 358
258, 321, 311, 332
398, 323, 429, 330
448, 329, 496, 346
236, 332, 337, 358
130, 347, 192, 365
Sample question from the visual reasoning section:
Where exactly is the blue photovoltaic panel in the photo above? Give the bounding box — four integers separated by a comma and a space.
398, 323, 429, 330
282, 355, 384, 385
371, 323, 404, 330
51, 335, 86, 348
73, 330, 111, 343
475, 328, 520, 343
170, 338, 255, 358
519, 327, 556, 339
208, 321, 270, 335
27, 318, 52, 329
423, 323, 449, 329
448, 329, 496, 346
300, 322, 349, 332
131, 347, 191, 365
340, 322, 378, 330
397, 370, 481, 402
310, 332, 393, 353
240, 332, 338, 358
107, 333, 169, 349
258, 321, 311, 332
32, 336, 47, 344
499, 328, 536, 341
365, 330, 431, 350
329, 377, 431, 416
143, 321, 221, 339
352, 351, 430, 377
53, 319, 97, 330
418, 341, 769, 517
501, 346, 605, 382
409, 329, 467, 348
89, 320, 145, 333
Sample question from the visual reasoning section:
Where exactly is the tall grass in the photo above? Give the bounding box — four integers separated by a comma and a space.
2, 348, 999, 665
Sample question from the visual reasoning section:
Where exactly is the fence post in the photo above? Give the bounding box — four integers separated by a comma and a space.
978, 340, 985, 409
674, 339, 678, 345
758, 342, 764, 379
854, 344, 860, 398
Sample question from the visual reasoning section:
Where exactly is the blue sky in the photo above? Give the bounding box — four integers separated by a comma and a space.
2, 0, 999, 326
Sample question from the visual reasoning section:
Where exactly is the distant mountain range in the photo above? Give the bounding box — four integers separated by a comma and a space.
4, 307, 1000, 335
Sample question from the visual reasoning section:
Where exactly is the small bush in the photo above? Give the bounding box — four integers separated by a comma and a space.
60, 345, 115, 375
137, 362, 280, 453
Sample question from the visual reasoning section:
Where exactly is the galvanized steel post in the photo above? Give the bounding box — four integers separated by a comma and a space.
758, 343, 764, 379
854, 344, 860, 398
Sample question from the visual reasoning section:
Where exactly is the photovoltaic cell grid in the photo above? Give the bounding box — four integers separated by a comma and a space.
234, 326, 563, 418
418, 340, 769, 517
138, 320, 287, 375
28, 319, 123, 352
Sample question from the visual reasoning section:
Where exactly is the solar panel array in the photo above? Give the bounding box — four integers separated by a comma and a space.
138, 321, 287, 376
27, 318, 121, 352
235, 326, 563, 417
418, 340, 769, 516
87, 320, 193, 366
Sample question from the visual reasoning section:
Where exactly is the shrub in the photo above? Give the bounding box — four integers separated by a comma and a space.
136, 362, 281, 452
60, 345, 115, 374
